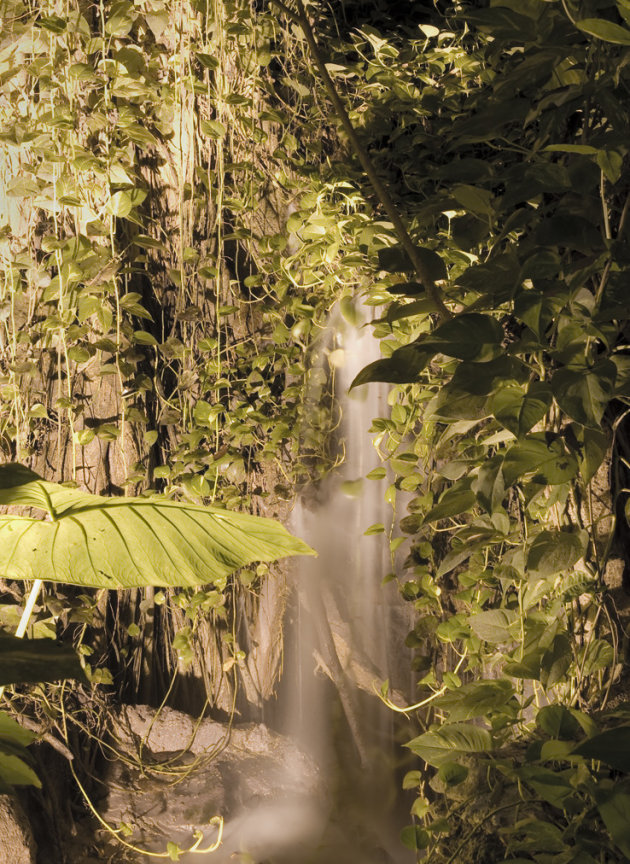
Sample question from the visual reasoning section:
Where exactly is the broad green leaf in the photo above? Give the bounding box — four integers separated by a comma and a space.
503, 435, 578, 486
472, 456, 505, 514
416, 313, 504, 363
452, 184, 494, 217
108, 191, 133, 218
0, 753, 40, 788
0, 711, 36, 747
534, 213, 601, 253
436, 761, 468, 786
406, 723, 492, 767
536, 705, 581, 740
423, 479, 475, 524
503, 649, 544, 680
0, 464, 314, 589
593, 786, 630, 858
469, 609, 518, 643
526, 528, 588, 577
573, 727, 630, 772
400, 826, 430, 851
145, 10, 168, 38
552, 361, 616, 428
515, 765, 573, 809
581, 638, 614, 675
575, 426, 609, 482
436, 679, 515, 721
377, 245, 447, 281
597, 150, 624, 184
350, 346, 431, 387
490, 381, 552, 438
541, 633, 572, 687
576, 17, 630, 45
0, 636, 86, 686
200, 119, 227, 139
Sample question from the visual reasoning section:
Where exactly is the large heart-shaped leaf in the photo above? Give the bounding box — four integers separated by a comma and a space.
0, 464, 315, 589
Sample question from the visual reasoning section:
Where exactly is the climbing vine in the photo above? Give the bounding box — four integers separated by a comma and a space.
3, 0, 630, 860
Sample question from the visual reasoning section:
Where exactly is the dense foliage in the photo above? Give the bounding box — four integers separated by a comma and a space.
2, 0, 630, 860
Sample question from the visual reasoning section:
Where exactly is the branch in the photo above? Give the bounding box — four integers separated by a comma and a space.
270, 0, 451, 320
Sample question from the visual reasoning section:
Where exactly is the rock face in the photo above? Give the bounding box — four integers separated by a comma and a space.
101, 705, 326, 863
0, 795, 36, 864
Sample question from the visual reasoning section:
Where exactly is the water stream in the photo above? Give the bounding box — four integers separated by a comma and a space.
273, 310, 416, 863
190, 310, 415, 863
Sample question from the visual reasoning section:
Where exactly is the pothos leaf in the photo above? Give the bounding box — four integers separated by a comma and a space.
406, 723, 493, 767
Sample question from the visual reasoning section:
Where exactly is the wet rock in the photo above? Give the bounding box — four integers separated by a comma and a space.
0, 795, 36, 864
101, 705, 325, 862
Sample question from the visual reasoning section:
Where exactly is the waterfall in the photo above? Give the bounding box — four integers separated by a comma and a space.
197, 307, 415, 863
279, 307, 416, 863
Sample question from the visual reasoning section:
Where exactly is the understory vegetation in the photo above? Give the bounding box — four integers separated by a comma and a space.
1, 0, 630, 860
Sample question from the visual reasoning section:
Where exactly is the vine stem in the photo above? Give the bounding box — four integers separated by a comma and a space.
269, 0, 451, 321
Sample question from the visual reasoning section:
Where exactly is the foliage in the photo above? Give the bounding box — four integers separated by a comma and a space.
332, 0, 630, 860
2, 0, 630, 859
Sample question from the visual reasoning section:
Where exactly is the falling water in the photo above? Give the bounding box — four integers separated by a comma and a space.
278, 307, 416, 863
195, 307, 415, 863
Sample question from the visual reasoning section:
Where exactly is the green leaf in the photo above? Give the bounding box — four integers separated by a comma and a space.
581, 638, 614, 675
503, 435, 578, 486
423, 479, 475, 524
400, 825, 430, 851
0, 752, 41, 788
541, 633, 572, 687
515, 765, 573, 809
573, 727, 630, 771
593, 786, 630, 858
536, 705, 581, 740
108, 191, 133, 218
200, 119, 227, 139
0, 636, 86, 686
545, 144, 599, 156
526, 528, 588, 577
133, 330, 158, 346
552, 362, 616, 428
145, 10, 168, 38
576, 17, 630, 45
417, 313, 504, 363
350, 346, 431, 387
436, 679, 515, 721
490, 381, 552, 438
0, 464, 315, 589
378, 245, 447, 281
436, 761, 469, 786
406, 723, 492, 767
469, 609, 518, 643
0, 711, 36, 747
597, 150, 624, 184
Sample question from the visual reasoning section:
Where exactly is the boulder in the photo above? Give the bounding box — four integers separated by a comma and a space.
101, 705, 326, 863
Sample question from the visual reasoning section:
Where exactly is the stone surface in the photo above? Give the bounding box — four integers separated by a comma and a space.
0, 795, 36, 864
101, 705, 326, 863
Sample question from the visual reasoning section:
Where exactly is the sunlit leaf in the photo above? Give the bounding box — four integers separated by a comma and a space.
0, 464, 315, 589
